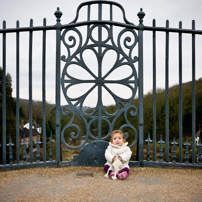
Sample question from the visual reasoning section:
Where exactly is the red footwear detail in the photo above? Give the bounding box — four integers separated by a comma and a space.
118, 171, 128, 179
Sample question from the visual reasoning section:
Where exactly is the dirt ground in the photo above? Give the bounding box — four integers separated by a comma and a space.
0, 167, 202, 202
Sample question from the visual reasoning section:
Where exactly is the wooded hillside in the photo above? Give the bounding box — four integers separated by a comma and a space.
1, 65, 201, 149
15, 78, 202, 144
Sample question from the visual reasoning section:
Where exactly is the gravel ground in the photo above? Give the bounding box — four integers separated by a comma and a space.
0, 167, 202, 202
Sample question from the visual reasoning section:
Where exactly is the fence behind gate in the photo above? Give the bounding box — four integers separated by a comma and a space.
0, 0, 202, 169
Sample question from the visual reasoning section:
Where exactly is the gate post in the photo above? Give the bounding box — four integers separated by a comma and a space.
54, 8, 62, 164
137, 9, 145, 164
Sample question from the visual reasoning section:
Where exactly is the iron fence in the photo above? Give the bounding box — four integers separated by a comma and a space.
0, 0, 202, 169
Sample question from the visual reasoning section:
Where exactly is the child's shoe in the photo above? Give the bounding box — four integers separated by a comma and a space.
110, 171, 119, 179
118, 171, 128, 179
110, 171, 115, 179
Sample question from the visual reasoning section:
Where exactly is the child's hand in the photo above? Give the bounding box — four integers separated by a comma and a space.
112, 156, 117, 162
118, 156, 122, 161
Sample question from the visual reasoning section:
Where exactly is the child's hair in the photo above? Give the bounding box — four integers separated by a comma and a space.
110, 130, 126, 143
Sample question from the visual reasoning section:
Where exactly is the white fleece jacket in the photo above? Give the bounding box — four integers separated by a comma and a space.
104, 142, 132, 169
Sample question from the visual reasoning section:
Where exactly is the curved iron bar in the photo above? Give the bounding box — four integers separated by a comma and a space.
60, 1, 139, 150
70, 0, 134, 25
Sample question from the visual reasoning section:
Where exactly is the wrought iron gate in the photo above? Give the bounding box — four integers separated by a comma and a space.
0, 0, 202, 169
56, 1, 142, 166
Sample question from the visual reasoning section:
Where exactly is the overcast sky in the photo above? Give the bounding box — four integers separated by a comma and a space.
0, 0, 202, 107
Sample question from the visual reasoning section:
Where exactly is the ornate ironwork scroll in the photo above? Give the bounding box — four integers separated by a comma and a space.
60, 1, 139, 150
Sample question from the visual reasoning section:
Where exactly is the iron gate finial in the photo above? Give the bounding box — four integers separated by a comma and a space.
54, 7, 63, 23
137, 8, 145, 24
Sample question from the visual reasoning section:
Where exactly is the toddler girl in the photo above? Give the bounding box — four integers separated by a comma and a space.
104, 130, 132, 179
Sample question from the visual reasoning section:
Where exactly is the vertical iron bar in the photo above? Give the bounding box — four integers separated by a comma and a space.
98, 3, 102, 139
42, 18, 47, 162
29, 19, 33, 163
179, 21, 183, 163
2, 21, 6, 165
16, 20, 20, 164
98, 3, 102, 20
165, 20, 169, 162
152, 19, 156, 161
87, 5, 90, 21
192, 20, 196, 163
110, 4, 113, 21
137, 9, 145, 163
54, 8, 62, 163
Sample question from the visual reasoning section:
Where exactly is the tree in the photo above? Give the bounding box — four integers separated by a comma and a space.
0, 67, 16, 163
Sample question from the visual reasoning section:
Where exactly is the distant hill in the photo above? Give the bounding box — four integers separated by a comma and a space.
15, 78, 202, 142
132, 78, 202, 140
15, 98, 90, 112
17, 98, 45, 105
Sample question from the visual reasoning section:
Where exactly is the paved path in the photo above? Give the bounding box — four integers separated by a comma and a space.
0, 167, 202, 202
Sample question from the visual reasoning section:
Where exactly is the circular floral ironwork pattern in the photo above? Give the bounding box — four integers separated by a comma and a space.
61, 24, 138, 150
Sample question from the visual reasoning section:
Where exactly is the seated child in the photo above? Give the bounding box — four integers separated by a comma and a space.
104, 130, 132, 179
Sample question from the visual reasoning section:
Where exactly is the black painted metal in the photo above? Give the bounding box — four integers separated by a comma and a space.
137, 8, 145, 163
21, 135, 28, 164
16, 20, 20, 164
35, 135, 42, 163
42, 18, 47, 162
29, 19, 33, 163
158, 135, 165, 162
55, 8, 62, 163
192, 20, 196, 164
171, 137, 178, 163
49, 132, 54, 162
178, 21, 183, 163
2, 21, 6, 165
165, 20, 169, 162
152, 19, 156, 162
6, 136, 14, 165
145, 133, 152, 161
184, 137, 191, 164
77, 140, 108, 166
60, 1, 139, 152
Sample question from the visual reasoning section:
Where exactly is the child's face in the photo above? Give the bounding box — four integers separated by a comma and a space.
112, 133, 124, 146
